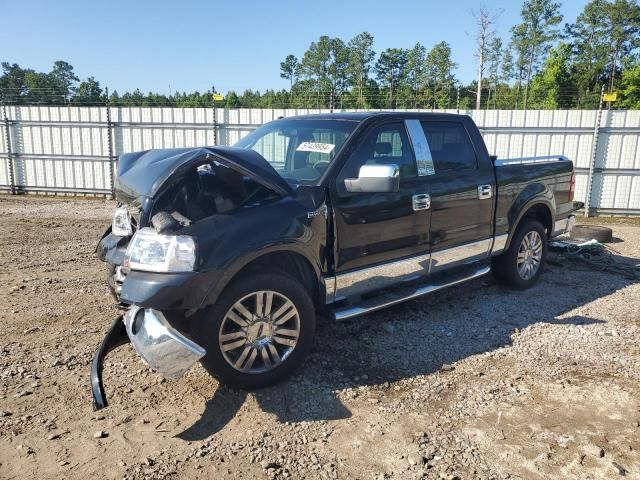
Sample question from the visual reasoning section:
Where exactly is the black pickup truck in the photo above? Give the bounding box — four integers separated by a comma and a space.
91, 112, 580, 409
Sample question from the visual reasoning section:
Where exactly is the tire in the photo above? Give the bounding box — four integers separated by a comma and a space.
191, 273, 316, 390
569, 224, 613, 243
492, 219, 548, 290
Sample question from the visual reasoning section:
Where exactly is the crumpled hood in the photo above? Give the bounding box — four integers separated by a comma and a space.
115, 146, 293, 204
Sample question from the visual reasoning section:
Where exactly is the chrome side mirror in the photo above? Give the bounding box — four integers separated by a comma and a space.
344, 164, 400, 193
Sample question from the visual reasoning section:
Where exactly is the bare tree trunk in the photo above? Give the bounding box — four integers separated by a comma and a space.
473, 6, 499, 110
476, 46, 484, 110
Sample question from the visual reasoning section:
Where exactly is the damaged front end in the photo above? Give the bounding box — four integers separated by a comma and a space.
91, 146, 292, 409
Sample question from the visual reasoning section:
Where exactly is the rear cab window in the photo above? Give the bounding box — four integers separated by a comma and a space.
420, 121, 478, 172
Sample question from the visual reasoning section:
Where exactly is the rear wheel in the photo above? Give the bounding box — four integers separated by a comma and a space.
192, 273, 316, 389
492, 219, 547, 290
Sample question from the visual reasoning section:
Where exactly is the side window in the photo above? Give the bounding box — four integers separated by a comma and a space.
420, 121, 477, 171
341, 122, 417, 180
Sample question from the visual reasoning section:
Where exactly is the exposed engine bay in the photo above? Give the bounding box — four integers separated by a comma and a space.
150, 160, 280, 231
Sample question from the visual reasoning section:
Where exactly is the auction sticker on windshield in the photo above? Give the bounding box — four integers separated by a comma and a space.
296, 142, 335, 154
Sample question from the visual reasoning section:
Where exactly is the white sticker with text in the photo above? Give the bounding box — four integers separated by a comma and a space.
296, 142, 335, 154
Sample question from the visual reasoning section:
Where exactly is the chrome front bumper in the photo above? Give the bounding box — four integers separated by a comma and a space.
124, 306, 206, 380
552, 214, 576, 237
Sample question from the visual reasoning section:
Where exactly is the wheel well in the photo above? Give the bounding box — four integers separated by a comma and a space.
235, 251, 320, 306
522, 203, 553, 238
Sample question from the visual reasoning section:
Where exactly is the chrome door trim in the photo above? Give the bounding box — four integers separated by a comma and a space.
430, 238, 492, 273
404, 119, 435, 176
328, 237, 499, 303
491, 233, 508, 255
332, 252, 431, 302
324, 275, 337, 303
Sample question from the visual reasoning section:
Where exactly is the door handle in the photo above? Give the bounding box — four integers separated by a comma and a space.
412, 193, 431, 211
478, 184, 493, 199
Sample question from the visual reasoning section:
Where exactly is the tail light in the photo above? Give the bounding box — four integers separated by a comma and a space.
568, 173, 576, 202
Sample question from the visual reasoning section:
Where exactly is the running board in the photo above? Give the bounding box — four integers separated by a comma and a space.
329, 265, 491, 321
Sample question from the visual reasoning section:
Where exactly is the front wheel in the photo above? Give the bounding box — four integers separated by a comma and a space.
191, 273, 316, 389
492, 219, 547, 290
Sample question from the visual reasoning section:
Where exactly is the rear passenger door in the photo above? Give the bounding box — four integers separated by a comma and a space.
420, 120, 495, 272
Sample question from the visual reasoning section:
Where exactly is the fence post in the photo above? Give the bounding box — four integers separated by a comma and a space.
584, 85, 605, 217
105, 88, 115, 199
212, 104, 218, 146
2, 104, 15, 194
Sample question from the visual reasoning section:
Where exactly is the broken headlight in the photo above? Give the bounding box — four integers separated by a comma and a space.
112, 207, 133, 236
124, 228, 196, 273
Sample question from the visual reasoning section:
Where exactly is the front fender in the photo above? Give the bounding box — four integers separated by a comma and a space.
199, 240, 324, 308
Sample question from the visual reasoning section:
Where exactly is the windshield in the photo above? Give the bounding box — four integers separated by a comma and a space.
233, 119, 358, 183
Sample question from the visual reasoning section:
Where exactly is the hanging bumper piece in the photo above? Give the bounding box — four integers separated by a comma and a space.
90, 315, 130, 410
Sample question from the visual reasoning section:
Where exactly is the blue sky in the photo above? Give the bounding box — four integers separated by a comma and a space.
2, 0, 586, 95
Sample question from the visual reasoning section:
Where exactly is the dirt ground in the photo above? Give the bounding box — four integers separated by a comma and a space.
0, 195, 639, 480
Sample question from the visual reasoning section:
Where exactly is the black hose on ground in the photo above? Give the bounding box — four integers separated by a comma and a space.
548, 240, 640, 280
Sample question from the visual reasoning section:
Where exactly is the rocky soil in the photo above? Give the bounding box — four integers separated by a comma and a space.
0, 195, 639, 480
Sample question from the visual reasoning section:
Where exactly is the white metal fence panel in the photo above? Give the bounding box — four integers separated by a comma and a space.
1, 106, 639, 213
474, 109, 599, 205
589, 111, 640, 213
2, 105, 111, 193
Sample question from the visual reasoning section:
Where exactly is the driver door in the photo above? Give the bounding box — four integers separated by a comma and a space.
329, 120, 432, 299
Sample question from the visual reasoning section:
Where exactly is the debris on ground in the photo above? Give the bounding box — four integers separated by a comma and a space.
549, 239, 640, 279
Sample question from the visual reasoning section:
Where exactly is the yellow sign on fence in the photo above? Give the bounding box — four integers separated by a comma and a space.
603, 92, 617, 102
212, 93, 225, 101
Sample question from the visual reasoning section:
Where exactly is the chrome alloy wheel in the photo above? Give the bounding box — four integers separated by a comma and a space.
517, 230, 543, 280
218, 291, 300, 374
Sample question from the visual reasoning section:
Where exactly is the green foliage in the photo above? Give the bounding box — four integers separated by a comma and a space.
426, 41, 457, 109
347, 32, 375, 108
510, 0, 564, 108
375, 48, 408, 108
565, 0, 640, 106
619, 63, 640, 107
279, 55, 299, 90
405, 43, 427, 107
74, 77, 104, 104
528, 43, 572, 108
225, 91, 240, 108
50, 60, 79, 101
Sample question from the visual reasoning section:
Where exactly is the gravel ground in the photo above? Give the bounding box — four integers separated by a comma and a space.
0, 195, 639, 480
